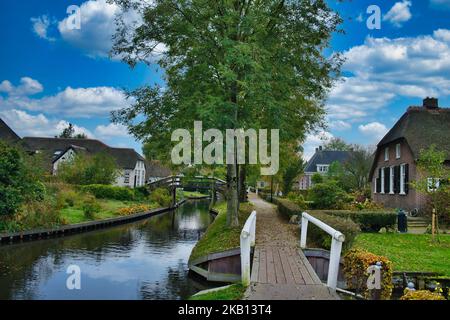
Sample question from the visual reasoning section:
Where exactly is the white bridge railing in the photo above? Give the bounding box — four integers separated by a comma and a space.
300, 212, 345, 291
240, 211, 257, 286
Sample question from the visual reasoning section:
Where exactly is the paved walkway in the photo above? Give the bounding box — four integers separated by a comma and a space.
244, 194, 339, 300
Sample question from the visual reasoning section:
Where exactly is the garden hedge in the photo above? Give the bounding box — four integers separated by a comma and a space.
276, 198, 360, 251
80, 184, 135, 201
322, 210, 397, 232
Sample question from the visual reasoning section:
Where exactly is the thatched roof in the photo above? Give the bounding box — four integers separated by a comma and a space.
0, 118, 21, 143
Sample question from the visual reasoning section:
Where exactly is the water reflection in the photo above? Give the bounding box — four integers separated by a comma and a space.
0, 200, 215, 300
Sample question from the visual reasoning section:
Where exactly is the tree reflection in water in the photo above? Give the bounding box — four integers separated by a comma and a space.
0, 199, 218, 300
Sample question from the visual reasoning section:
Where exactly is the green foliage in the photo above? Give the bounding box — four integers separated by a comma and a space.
343, 248, 393, 300
306, 212, 360, 252
287, 192, 306, 209
0, 142, 45, 217
323, 137, 353, 151
57, 123, 87, 139
80, 184, 135, 201
82, 195, 101, 220
149, 188, 172, 207
309, 181, 350, 209
323, 210, 397, 232
16, 198, 62, 230
411, 144, 450, 219
311, 173, 324, 184
58, 152, 119, 185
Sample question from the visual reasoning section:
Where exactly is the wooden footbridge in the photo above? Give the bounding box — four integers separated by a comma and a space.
242, 196, 342, 300
146, 175, 227, 203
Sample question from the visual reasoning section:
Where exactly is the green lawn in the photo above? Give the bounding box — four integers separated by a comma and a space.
189, 202, 253, 263
60, 199, 158, 224
353, 233, 450, 276
189, 284, 246, 300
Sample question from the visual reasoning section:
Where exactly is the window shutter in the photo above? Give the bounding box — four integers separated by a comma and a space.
394, 166, 400, 193
405, 164, 409, 194
384, 167, 390, 194
376, 178, 381, 193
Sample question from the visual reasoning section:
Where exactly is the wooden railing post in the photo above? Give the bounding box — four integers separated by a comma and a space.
240, 211, 256, 286
300, 212, 345, 291
300, 215, 308, 249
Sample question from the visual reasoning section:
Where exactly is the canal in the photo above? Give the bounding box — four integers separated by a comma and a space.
0, 199, 216, 300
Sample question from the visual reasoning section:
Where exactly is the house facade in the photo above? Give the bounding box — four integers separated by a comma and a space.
22, 136, 147, 188
369, 98, 450, 212
297, 146, 353, 190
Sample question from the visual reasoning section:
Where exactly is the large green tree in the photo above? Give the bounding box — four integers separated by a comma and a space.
110, 0, 343, 226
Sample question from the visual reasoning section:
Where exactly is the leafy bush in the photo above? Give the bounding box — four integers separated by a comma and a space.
306, 212, 360, 252
323, 210, 397, 232
287, 192, 306, 209
16, 199, 62, 230
400, 290, 445, 300
309, 181, 350, 209
82, 195, 101, 220
0, 142, 45, 217
58, 152, 118, 185
311, 173, 324, 184
149, 188, 172, 207
134, 186, 150, 200
80, 184, 135, 201
343, 248, 393, 300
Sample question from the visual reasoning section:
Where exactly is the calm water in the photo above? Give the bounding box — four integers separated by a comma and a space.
0, 200, 215, 300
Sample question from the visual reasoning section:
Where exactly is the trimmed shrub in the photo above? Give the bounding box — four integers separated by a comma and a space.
343, 248, 393, 300
277, 198, 302, 219
400, 290, 445, 300
80, 184, 135, 201
306, 212, 360, 252
149, 188, 172, 207
323, 210, 397, 232
287, 192, 306, 209
82, 195, 101, 220
309, 181, 351, 209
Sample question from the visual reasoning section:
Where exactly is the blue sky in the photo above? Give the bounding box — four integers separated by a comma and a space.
0, 0, 449, 159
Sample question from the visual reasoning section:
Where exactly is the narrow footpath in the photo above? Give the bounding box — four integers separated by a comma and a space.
244, 193, 339, 300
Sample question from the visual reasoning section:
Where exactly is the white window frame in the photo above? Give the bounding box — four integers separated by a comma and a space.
380, 167, 385, 194
400, 164, 406, 195
395, 143, 401, 159
384, 147, 389, 161
317, 165, 329, 173
389, 166, 395, 194
373, 177, 377, 194
124, 171, 130, 184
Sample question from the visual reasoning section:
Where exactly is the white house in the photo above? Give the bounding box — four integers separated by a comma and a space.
22, 137, 147, 188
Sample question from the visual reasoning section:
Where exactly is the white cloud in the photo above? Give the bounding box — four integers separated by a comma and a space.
0, 109, 93, 138
329, 120, 351, 131
358, 122, 388, 143
95, 123, 130, 138
383, 1, 412, 27
30, 15, 56, 41
326, 30, 450, 122
302, 131, 333, 161
0, 77, 43, 96
0, 77, 129, 118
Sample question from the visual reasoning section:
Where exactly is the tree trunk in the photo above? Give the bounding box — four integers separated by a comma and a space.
226, 163, 239, 227
239, 164, 247, 202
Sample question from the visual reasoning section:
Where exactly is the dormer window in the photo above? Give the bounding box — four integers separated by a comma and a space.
317, 165, 329, 173
384, 147, 389, 161
395, 144, 401, 159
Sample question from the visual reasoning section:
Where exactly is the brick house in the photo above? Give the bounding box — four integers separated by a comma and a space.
369, 98, 450, 213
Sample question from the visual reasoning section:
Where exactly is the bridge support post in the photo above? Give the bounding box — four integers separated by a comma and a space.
327, 238, 342, 291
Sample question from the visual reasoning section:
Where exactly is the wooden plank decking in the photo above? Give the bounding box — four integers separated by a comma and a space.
245, 245, 339, 300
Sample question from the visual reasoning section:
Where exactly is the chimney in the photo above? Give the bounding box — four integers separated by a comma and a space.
319, 146, 323, 151
423, 97, 439, 109
315, 147, 318, 152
